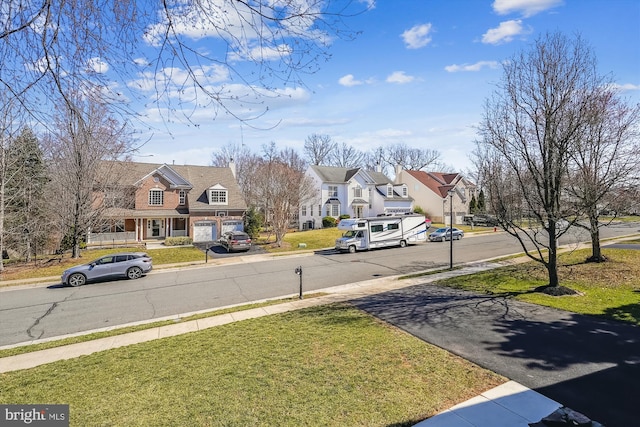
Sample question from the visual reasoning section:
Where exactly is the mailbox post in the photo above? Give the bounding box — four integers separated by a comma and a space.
294, 266, 303, 299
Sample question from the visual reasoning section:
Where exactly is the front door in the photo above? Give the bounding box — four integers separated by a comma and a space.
149, 219, 164, 238
354, 206, 364, 218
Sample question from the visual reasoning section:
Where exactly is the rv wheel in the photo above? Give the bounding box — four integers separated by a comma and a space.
399, 240, 407, 248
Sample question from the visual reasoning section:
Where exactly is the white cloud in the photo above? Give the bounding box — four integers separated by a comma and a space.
493, 0, 563, 18
612, 83, 640, 92
482, 20, 528, 44
401, 23, 433, 49
338, 74, 364, 87
444, 61, 500, 73
386, 71, 414, 84
87, 57, 109, 74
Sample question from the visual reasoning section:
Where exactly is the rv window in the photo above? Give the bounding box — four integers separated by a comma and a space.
388, 223, 399, 230
371, 225, 383, 233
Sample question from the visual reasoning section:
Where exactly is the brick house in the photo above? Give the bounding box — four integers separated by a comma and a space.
88, 161, 247, 244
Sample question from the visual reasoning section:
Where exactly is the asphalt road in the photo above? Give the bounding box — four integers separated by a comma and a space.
0, 222, 637, 347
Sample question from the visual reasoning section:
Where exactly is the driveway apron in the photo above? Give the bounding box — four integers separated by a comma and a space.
351, 285, 639, 427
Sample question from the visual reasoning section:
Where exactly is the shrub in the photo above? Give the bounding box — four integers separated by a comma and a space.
339, 214, 350, 220
322, 216, 337, 228
164, 236, 193, 246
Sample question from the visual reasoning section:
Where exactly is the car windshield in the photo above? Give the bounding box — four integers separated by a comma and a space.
343, 230, 358, 238
435, 228, 449, 233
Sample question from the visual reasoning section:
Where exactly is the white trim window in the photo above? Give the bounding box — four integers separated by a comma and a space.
301, 205, 307, 216
331, 204, 339, 217
402, 185, 408, 197
354, 186, 362, 198
387, 185, 394, 197
149, 189, 164, 206
328, 185, 338, 197
208, 187, 228, 205
179, 190, 186, 205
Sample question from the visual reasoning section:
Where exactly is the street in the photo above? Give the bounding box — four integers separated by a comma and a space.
0, 222, 637, 347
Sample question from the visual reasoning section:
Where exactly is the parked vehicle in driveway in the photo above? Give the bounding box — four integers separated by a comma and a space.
61, 252, 153, 287
429, 227, 464, 242
219, 231, 252, 252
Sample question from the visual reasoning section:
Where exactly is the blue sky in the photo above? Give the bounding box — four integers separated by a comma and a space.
133, 0, 640, 173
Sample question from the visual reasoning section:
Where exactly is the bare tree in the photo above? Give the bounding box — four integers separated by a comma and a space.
475, 32, 603, 292
304, 134, 336, 165
567, 89, 640, 262
384, 143, 441, 171
252, 143, 316, 246
329, 142, 366, 168
46, 93, 133, 258
0, 1, 366, 127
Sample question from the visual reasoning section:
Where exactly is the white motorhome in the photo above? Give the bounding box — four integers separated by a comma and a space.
335, 215, 427, 253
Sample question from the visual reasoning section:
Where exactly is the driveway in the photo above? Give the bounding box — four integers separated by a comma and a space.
351, 284, 639, 427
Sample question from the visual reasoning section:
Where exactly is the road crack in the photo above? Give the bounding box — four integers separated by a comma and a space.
26, 294, 74, 340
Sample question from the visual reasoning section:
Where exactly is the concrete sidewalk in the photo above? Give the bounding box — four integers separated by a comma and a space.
0, 262, 571, 426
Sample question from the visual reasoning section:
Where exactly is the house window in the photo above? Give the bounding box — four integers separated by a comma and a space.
179, 190, 186, 205
402, 185, 408, 197
328, 185, 338, 197
387, 185, 394, 197
301, 205, 307, 216
310, 205, 314, 216
331, 204, 339, 217
216, 211, 227, 216
114, 220, 125, 232
149, 189, 164, 206
318, 205, 322, 216
354, 186, 362, 198
209, 189, 228, 205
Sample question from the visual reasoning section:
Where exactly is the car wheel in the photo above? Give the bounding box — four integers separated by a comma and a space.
348, 245, 356, 254
68, 273, 86, 287
441, 236, 446, 242
399, 240, 407, 248
456, 234, 461, 240
127, 266, 143, 280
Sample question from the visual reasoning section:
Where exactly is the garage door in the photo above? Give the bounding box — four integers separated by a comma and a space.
193, 221, 217, 242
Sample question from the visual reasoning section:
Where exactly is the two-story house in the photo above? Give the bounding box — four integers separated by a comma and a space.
395, 169, 476, 224
300, 165, 414, 229
89, 161, 247, 244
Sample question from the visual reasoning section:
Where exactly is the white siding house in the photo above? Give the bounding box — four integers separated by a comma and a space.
299, 165, 414, 230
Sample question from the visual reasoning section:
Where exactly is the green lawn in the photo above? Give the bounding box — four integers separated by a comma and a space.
434, 247, 640, 325
0, 304, 505, 426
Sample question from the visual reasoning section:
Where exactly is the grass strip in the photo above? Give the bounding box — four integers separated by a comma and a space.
0, 303, 505, 427
0, 294, 326, 358
433, 248, 640, 325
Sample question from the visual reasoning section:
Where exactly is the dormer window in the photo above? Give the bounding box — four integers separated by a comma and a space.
208, 184, 228, 205
401, 185, 408, 197
387, 185, 393, 197
179, 190, 186, 205
149, 189, 164, 206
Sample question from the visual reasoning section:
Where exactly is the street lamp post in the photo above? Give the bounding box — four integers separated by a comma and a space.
449, 190, 454, 270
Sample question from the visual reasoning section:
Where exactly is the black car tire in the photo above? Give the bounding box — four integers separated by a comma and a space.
68, 273, 86, 287
127, 266, 143, 280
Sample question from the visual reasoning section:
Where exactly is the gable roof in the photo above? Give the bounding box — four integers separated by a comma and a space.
102, 161, 247, 211
406, 170, 463, 198
310, 165, 392, 185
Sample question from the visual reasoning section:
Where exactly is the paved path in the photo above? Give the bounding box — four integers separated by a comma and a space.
351, 283, 639, 426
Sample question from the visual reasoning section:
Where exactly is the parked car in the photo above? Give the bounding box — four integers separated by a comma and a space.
429, 227, 464, 242
61, 252, 153, 287
219, 231, 252, 252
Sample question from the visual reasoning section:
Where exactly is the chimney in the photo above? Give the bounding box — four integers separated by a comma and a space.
375, 162, 382, 173
229, 158, 236, 178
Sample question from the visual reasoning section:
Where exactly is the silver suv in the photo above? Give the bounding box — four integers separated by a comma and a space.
61, 252, 153, 287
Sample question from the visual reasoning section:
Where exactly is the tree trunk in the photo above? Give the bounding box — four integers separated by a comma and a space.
547, 225, 560, 287
587, 210, 605, 262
